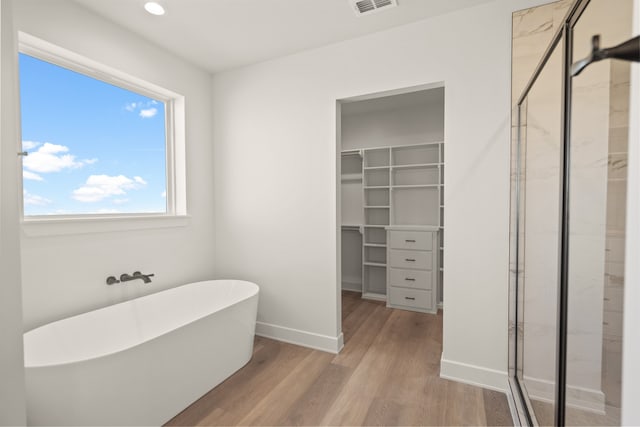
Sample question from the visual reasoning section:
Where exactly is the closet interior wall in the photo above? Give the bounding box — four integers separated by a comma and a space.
339, 86, 445, 309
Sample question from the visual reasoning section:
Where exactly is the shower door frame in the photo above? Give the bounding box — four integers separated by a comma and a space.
508, 0, 598, 425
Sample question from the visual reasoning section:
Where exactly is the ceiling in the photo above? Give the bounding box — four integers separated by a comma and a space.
73, 0, 496, 73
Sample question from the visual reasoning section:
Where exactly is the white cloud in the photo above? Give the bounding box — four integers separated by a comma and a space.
23, 142, 95, 173
161, 191, 166, 198
22, 140, 42, 150
72, 174, 147, 202
113, 198, 129, 205
23, 190, 51, 206
133, 176, 147, 185
125, 100, 161, 118
23, 170, 43, 181
139, 108, 158, 118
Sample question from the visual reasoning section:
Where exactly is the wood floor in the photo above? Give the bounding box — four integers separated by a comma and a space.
166, 291, 512, 426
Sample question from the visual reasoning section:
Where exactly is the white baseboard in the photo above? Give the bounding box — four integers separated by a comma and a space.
440, 358, 509, 392
522, 375, 605, 414
255, 321, 344, 354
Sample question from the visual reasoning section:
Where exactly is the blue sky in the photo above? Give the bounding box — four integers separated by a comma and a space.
19, 53, 167, 215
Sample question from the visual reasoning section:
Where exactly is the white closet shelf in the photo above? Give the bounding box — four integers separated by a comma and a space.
391, 184, 439, 189
364, 186, 390, 189
391, 163, 440, 169
364, 206, 390, 209
364, 166, 390, 170
364, 262, 386, 267
363, 225, 387, 228
391, 141, 444, 148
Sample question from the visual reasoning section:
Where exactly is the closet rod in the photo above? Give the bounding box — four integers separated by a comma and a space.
341, 149, 362, 157
341, 225, 363, 233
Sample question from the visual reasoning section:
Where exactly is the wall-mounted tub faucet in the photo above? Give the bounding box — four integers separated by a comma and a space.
120, 271, 155, 284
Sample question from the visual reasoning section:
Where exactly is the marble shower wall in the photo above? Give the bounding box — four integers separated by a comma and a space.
511, 0, 573, 111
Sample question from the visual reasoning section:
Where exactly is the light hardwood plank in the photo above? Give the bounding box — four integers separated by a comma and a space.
165, 295, 512, 427
278, 362, 353, 426
333, 303, 392, 369
236, 350, 335, 426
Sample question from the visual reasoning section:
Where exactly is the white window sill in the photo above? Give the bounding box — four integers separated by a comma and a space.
22, 214, 191, 237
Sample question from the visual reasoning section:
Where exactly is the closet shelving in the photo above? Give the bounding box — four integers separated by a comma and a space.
341, 141, 445, 302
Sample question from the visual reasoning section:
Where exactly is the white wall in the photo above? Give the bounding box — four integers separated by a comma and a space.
341, 88, 445, 150
14, 0, 215, 330
622, 0, 640, 423
212, 0, 552, 385
0, 0, 27, 423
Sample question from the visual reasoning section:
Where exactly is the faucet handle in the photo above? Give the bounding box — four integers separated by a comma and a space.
106, 276, 120, 285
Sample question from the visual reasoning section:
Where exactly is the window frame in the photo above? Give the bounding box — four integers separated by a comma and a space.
17, 32, 188, 234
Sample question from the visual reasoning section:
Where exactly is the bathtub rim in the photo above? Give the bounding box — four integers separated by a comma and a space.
24, 279, 259, 369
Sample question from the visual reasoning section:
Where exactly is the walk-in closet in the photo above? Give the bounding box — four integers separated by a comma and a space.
339, 84, 445, 314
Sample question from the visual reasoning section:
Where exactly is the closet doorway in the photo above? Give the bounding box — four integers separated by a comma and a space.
337, 83, 445, 342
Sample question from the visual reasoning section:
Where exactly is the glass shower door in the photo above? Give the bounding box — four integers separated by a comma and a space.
515, 36, 564, 426
564, 0, 633, 424
511, 0, 637, 424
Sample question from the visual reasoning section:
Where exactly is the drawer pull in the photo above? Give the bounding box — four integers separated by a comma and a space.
405, 258, 416, 262
405, 297, 416, 300
405, 278, 416, 281
405, 239, 416, 243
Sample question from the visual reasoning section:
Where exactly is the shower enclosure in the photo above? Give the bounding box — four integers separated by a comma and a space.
509, 0, 639, 425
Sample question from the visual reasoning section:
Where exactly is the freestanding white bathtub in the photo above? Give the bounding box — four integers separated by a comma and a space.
24, 280, 259, 426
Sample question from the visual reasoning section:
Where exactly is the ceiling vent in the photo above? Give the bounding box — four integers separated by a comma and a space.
350, 0, 398, 16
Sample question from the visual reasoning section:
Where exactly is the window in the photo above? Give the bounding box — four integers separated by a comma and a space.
18, 34, 185, 220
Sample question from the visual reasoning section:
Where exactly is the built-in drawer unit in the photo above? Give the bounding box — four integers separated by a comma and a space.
389, 249, 432, 270
386, 227, 439, 314
389, 268, 432, 290
389, 230, 433, 251
388, 287, 432, 310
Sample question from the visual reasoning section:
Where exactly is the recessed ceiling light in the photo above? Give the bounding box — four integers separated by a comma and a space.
144, 2, 165, 16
